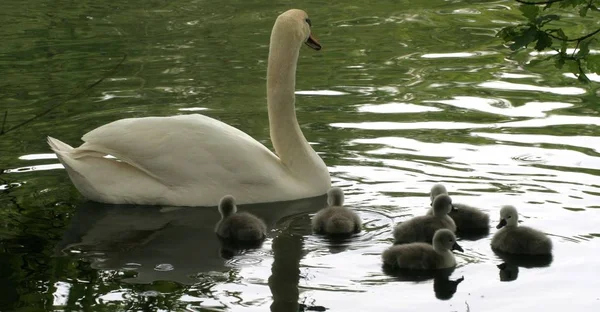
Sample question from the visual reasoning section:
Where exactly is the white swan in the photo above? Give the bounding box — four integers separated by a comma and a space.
47, 9, 331, 206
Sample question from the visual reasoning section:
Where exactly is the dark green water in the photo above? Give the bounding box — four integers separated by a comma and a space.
1, 0, 599, 311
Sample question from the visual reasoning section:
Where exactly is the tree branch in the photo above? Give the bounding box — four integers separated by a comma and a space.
0, 54, 127, 137
547, 27, 600, 42
515, 0, 567, 4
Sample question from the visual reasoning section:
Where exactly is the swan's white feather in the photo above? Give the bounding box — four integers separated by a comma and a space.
49, 114, 318, 206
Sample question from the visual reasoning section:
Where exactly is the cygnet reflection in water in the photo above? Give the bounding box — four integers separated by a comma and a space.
497, 262, 519, 282
382, 266, 465, 300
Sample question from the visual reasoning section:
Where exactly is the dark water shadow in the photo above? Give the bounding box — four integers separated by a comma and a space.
493, 249, 553, 268
497, 262, 519, 282
55, 195, 328, 285
382, 266, 464, 300
493, 249, 553, 282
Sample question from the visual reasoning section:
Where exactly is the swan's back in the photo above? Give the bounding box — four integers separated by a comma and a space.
446, 203, 490, 233
491, 226, 552, 255
50, 114, 322, 206
426, 183, 489, 234
393, 215, 455, 245
382, 243, 443, 270
384, 229, 460, 270
215, 212, 267, 243
312, 206, 362, 236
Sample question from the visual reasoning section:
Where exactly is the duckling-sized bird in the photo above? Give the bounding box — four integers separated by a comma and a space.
427, 183, 490, 235
312, 187, 362, 237
394, 194, 456, 245
491, 205, 552, 255
382, 229, 463, 270
215, 195, 267, 245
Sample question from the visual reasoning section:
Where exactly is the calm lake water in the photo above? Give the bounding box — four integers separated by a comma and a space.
1, 0, 600, 311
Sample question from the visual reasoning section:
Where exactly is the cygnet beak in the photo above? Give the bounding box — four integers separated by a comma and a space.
496, 219, 507, 229
452, 241, 464, 252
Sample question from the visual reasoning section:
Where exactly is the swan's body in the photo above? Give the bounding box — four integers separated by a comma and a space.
491, 205, 552, 255
382, 229, 463, 270
393, 194, 456, 245
215, 195, 267, 244
47, 9, 330, 206
427, 184, 490, 234
312, 187, 362, 236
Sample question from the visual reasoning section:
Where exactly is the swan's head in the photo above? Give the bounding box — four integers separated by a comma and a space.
218, 195, 237, 217
274, 9, 321, 50
327, 187, 344, 206
432, 229, 463, 253
497, 205, 518, 229
432, 194, 454, 216
430, 183, 448, 205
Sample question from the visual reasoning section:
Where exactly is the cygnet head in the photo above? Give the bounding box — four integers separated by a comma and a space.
273, 9, 321, 50
430, 183, 448, 204
433, 229, 463, 253
432, 194, 455, 216
218, 195, 237, 218
497, 205, 519, 229
327, 187, 344, 206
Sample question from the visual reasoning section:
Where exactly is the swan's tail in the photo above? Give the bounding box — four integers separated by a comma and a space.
325, 215, 353, 234
47, 136, 74, 154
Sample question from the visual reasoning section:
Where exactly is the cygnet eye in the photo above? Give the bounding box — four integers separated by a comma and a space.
305, 18, 312, 27
507, 215, 511, 219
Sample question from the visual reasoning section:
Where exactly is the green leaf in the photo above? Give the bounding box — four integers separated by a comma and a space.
536, 14, 560, 27
576, 39, 591, 58
496, 26, 517, 41
579, 5, 589, 17
559, 0, 585, 9
586, 55, 600, 74
565, 59, 580, 74
520, 5, 540, 22
577, 72, 590, 83
534, 32, 553, 51
560, 38, 568, 55
555, 56, 565, 69
509, 27, 538, 51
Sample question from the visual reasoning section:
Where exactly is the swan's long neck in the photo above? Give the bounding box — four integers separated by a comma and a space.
266, 21, 328, 183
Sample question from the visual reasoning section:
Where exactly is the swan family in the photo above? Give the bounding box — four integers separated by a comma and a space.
47, 8, 554, 282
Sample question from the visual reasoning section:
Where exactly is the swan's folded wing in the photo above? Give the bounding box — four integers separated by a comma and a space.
76, 114, 282, 186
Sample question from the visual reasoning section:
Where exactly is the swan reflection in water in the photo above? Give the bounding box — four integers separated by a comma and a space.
56, 195, 328, 311
494, 250, 553, 282
382, 266, 465, 300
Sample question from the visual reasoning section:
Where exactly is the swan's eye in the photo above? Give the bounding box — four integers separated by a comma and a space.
507, 216, 511, 219
305, 18, 312, 27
